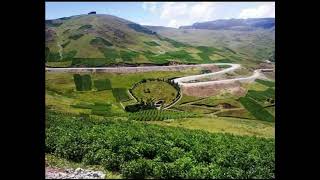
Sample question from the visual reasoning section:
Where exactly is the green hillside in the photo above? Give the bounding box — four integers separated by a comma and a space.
45, 14, 259, 67
145, 25, 275, 62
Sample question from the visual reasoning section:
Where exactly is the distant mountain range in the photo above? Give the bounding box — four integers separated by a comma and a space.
179, 18, 275, 31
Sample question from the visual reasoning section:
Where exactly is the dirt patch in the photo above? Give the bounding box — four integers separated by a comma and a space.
182, 81, 247, 97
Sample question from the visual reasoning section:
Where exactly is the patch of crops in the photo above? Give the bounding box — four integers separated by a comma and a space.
197, 52, 212, 62
144, 41, 160, 46
46, 51, 62, 62
128, 109, 200, 121
90, 37, 113, 47
78, 24, 93, 30
166, 50, 195, 62
63, 50, 77, 60
46, 110, 275, 179
73, 74, 92, 91
247, 88, 275, 103
255, 79, 275, 87
239, 97, 274, 122
98, 47, 119, 61
61, 41, 70, 48
159, 37, 189, 48
94, 79, 112, 91
120, 50, 139, 62
127, 23, 156, 35
69, 33, 84, 40
112, 88, 131, 102
70, 102, 94, 109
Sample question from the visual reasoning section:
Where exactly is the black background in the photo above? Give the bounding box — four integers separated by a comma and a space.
2, 0, 317, 179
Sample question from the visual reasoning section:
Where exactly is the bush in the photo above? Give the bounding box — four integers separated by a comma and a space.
121, 158, 153, 179
46, 111, 275, 179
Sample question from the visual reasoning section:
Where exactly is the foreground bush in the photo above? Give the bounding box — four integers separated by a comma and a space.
45, 111, 275, 179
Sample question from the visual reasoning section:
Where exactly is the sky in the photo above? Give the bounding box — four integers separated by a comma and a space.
46, 2, 275, 28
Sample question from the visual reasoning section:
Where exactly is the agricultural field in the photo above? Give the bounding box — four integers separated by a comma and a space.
131, 79, 179, 107
45, 9, 275, 179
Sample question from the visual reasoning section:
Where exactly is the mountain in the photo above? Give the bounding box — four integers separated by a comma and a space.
45, 14, 264, 68
179, 18, 275, 31
145, 18, 275, 62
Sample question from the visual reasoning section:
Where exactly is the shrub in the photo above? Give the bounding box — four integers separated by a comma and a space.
121, 158, 153, 179
45, 111, 275, 179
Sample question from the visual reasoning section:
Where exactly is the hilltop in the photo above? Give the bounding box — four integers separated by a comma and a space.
45, 14, 263, 68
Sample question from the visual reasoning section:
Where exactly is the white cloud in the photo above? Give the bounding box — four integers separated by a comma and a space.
238, 3, 275, 19
142, 2, 217, 28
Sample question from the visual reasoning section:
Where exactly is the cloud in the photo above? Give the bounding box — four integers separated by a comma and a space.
238, 3, 275, 19
142, 2, 217, 28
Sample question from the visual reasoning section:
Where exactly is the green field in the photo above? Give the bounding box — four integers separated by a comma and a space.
131, 80, 178, 106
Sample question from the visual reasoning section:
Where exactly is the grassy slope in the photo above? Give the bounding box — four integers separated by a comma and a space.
45, 14, 258, 67
146, 26, 274, 62
149, 117, 274, 138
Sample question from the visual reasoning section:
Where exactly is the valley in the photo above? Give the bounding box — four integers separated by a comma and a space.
45, 10, 275, 179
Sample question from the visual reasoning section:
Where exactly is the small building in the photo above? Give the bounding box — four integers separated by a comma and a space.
88, 11, 96, 15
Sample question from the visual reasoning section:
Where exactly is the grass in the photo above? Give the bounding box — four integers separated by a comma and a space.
131, 80, 178, 106
119, 50, 139, 62
148, 117, 274, 138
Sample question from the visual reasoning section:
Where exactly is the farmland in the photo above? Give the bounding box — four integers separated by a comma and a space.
45, 10, 275, 179
46, 110, 275, 179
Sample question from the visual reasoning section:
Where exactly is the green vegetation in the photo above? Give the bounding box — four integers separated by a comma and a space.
128, 109, 201, 121
61, 41, 70, 48
159, 37, 189, 48
90, 37, 113, 47
46, 110, 275, 179
149, 117, 274, 138
255, 79, 275, 87
71, 58, 112, 67
73, 74, 92, 91
98, 48, 119, 61
239, 97, 274, 122
78, 24, 93, 30
127, 23, 156, 35
119, 50, 139, 62
131, 79, 178, 106
69, 33, 84, 40
144, 41, 160, 46
94, 79, 112, 91
112, 88, 131, 102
